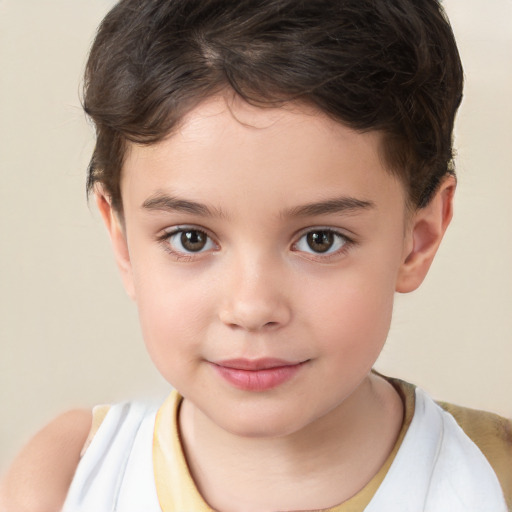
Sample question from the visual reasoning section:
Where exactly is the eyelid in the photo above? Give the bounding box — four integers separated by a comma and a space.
157, 225, 219, 258
159, 223, 217, 238
292, 226, 355, 243
291, 226, 355, 259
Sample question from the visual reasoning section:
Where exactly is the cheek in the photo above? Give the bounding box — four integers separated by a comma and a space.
317, 287, 393, 344
305, 262, 398, 354
132, 266, 215, 375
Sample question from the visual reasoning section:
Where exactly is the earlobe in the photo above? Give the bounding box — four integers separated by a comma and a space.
95, 190, 136, 300
396, 176, 456, 293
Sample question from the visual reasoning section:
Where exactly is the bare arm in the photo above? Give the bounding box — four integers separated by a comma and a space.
0, 409, 92, 512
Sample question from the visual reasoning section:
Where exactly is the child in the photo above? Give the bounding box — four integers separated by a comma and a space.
1, 0, 511, 511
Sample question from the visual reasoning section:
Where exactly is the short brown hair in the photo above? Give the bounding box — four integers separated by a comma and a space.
84, 0, 463, 211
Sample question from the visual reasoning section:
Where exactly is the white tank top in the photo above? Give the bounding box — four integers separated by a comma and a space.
62, 401, 161, 511
62, 388, 508, 512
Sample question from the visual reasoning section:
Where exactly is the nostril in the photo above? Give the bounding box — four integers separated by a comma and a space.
218, 298, 292, 332
225, 320, 279, 332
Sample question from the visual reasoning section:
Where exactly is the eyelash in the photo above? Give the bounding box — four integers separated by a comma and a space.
157, 226, 218, 261
292, 228, 354, 261
157, 226, 355, 262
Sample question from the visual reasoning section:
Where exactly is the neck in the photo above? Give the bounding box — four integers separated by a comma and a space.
179, 373, 403, 512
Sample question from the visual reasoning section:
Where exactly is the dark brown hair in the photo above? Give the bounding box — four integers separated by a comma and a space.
83, 0, 463, 211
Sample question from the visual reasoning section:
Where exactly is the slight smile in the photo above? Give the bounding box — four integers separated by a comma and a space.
210, 358, 308, 392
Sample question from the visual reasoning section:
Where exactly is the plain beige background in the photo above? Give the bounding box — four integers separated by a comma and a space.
1, 0, 511, 472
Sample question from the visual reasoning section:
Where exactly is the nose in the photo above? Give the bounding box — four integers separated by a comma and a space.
218, 257, 292, 332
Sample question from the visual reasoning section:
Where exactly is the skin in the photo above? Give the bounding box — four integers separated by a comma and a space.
0, 409, 91, 512
0, 94, 455, 511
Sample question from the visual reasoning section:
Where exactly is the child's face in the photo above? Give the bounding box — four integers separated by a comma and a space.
112, 95, 415, 437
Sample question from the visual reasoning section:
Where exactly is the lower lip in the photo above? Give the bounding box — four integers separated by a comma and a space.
211, 362, 305, 392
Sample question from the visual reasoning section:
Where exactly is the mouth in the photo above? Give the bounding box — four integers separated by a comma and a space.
210, 358, 308, 392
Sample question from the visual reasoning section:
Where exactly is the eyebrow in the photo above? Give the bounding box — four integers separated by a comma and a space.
142, 193, 224, 217
142, 193, 374, 219
283, 197, 375, 217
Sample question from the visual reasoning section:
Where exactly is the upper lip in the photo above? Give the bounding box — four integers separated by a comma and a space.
212, 358, 305, 371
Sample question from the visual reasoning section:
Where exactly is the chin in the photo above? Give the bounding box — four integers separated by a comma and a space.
209, 403, 312, 439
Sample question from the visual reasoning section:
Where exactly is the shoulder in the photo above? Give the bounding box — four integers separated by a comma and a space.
388, 376, 512, 507
437, 400, 512, 508
0, 409, 92, 512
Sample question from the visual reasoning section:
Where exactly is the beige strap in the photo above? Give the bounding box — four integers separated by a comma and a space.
438, 400, 512, 510
80, 404, 111, 457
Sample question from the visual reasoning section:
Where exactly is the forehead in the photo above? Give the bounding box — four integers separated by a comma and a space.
120, 95, 405, 215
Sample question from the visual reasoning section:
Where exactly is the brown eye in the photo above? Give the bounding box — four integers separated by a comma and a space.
294, 229, 348, 256
166, 228, 215, 254
180, 230, 208, 252
306, 231, 335, 253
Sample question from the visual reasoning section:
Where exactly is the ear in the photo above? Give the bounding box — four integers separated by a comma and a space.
396, 175, 456, 293
95, 190, 136, 300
